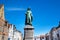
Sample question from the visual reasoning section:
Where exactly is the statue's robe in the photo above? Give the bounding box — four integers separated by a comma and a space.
25, 10, 33, 25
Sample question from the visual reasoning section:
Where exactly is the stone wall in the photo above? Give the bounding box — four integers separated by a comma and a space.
24, 25, 34, 40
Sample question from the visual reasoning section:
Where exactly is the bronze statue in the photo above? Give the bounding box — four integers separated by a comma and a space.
25, 8, 33, 26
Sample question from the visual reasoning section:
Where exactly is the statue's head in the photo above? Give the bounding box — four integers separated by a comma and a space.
27, 8, 31, 11
27, 8, 32, 14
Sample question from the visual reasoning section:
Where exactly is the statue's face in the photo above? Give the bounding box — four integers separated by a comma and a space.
27, 10, 32, 14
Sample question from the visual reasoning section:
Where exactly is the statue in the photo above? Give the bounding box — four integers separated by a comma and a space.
25, 8, 33, 26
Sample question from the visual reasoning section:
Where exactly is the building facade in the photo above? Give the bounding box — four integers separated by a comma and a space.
8, 24, 23, 40
48, 22, 60, 40
14, 30, 23, 40
56, 22, 60, 40
0, 4, 23, 40
0, 4, 9, 40
34, 22, 60, 40
8, 24, 14, 40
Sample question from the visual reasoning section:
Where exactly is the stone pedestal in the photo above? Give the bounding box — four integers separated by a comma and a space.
24, 25, 34, 40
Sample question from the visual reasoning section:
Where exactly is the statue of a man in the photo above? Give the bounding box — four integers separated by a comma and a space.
25, 8, 33, 26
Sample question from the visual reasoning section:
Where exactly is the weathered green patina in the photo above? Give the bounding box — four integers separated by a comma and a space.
25, 8, 33, 26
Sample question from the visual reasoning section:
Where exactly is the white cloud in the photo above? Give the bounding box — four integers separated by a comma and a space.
6, 8, 26, 11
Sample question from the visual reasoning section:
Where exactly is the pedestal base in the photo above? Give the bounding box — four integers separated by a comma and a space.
24, 25, 34, 40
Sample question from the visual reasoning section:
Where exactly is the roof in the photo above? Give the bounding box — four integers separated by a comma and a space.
16, 30, 21, 33
56, 25, 60, 29
56, 21, 60, 29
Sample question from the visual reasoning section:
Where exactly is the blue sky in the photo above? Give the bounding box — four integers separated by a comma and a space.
0, 0, 60, 36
